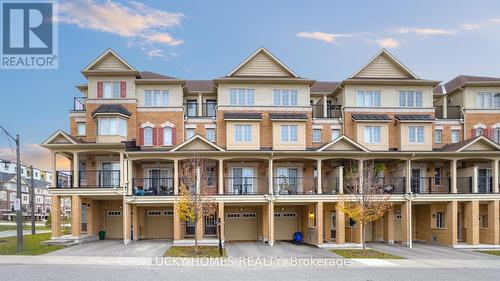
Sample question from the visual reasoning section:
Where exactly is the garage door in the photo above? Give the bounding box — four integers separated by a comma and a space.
105, 211, 123, 239
146, 210, 174, 239
225, 212, 258, 241
275, 212, 298, 240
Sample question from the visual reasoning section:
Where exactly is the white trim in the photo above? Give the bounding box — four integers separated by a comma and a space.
349, 49, 419, 79
83, 49, 136, 72
140, 122, 156, 128
312, 125, 323, 130
317, 135, 369, 152
184, 124, 196, 129
227, 47, 299, 78
330, 124, 342, 129
42, 130, 78, 145
170, 134, 225, 152
457, 136, 500, 152
473, 123, 487, 129
451, 126, 462, 130
491, 123, 500, 129
204, 124, 217, 129
161, 121, 175, 128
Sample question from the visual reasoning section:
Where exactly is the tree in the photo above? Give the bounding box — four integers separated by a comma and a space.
176, 157, 218, 252
340, 160, 391, 250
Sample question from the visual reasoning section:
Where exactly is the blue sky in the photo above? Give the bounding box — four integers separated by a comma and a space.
2, 0, 500, 169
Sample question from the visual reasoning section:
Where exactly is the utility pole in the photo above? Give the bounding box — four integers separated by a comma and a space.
0, 126, 23, 251
30, 165, 36, 235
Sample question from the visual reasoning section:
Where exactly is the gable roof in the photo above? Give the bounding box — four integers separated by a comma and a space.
317, 135, 369, 152
439, 136, 500, 152
42, 130, 80, 145
227, 47, 299, 78
350, 49, 419, 79
311, 81, 340, 93
0, 172, 15, 183
170, 134, 225, 152
139, 71, 178, 80
437, 75, 500, 95
186, 80, 214, 93
83, 49, 136, 72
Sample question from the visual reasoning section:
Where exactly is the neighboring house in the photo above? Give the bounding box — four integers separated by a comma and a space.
42, 48, 500, 247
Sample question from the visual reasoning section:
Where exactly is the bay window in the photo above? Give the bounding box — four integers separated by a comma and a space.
145, 90, 169, 107
399, 91, 423, 107
98, 117, 127, 137
409, 126, 425, 144
364, 126, 381, 144
273, 89, 298, 106
229, 89, 255, 105
356, 90, 381, 107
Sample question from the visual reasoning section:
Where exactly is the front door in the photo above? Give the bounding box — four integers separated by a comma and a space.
204, 215, 217, 236
186, 220, 195, 236
478, 168, 492, 193
411, 168, 422, 193
232, 167, 254, 194
330, 211, 336, 240
81, 204, 87, 233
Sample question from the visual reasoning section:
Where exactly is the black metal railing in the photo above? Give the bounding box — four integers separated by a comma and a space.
375, 177, 406, 194
311, 104, 342, 118
56, 171, 73, 188
477, 176, 493, 193
178, 176, 218, 194
183, 102, 217, 118
273, 177, 317, 195
73, 97, 85, 111
434, 106, 462, 119
132, 178, 174, 196
456, 177, 473, 194
411, 177, 451, 194
79, 170, 120, 188
224, 177, 267, 195
322, 176, 339, 194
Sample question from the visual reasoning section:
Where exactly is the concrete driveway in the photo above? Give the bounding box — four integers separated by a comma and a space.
45, 240, 172, 257
369, 242, 500, 259
225, 241, 340, 258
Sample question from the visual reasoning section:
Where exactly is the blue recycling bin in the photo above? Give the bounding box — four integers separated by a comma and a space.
293, 231, 303, 242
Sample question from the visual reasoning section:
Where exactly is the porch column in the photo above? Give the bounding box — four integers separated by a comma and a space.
492, 160, 499, 193
336, 202, 345, 244
268, 158, 273, 195
195, 208, 203, 241
322, 96, 327, 118
123, 202, 131, 244
405, 159, 411, 193
70, 195, 82, 237
218, 159, 224, 195
268, 201, 275, 246
465, 200, 480, 245
263, 203, 269, 242
338, 166, 344, 194
218, 202, 225, 243
486, 200, 499, 245
72, 152, 79, 187
132, 205, 138, 241
173, 159, 179, 195
316, 159, 322, 194
387, 205, 395, 244
450, 159, 457, 193
446, 200, 458, 246
197, 93, 203, 116
472, 167, 479, 193
51, 195, 61, 238
173, 203, 182, 241
127, 159, 133, 195
316, 202, 323, 245
401, 201, 411, 247
85, 199, 95, 235
119, 152, 125, 188
51, 152, 57, 187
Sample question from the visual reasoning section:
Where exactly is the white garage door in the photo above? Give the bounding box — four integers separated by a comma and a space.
105, 211, 123, 239
275, 212, 298, 240
225, 212, 258, 241
146, 210, 174, 239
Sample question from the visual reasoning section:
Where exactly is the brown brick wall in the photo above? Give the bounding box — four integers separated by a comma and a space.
465, 113, 500, 139
136, 111, 184, 145
84, 103, 138, 142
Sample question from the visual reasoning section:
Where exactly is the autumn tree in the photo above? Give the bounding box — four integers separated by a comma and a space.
176, 156, 218, 252
340, 160, 391, 250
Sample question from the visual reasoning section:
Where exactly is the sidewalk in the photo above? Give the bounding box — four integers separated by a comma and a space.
0, 230, 51, 238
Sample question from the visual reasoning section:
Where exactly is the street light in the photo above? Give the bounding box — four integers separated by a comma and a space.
0, 126, 23, 251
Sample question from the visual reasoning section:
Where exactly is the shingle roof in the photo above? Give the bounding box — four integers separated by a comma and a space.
395, 114, 434, 121
0, 172, 15, 183
224, 112, 262, 120
269, 113, 308, 120
186, 80, 214, 92
140, 71, 177, 80
439, 137, 479, 152
351, 114, 391, 121
435, 75, 500, 94
310, 81, 339, 93
27, 179, 51, 189
92, 104, 132, 117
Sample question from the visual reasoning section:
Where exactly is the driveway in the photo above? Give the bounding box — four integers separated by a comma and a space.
45, 240, 172, 257
225, 241, 341, 258
369, 242, 500, 259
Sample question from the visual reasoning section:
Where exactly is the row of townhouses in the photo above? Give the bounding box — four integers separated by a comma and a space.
42, 48, 500, 247
0, 161, 58, 220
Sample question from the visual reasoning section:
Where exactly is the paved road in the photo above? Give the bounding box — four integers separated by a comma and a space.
0, 264, 499, 281
369, 242, 500, 259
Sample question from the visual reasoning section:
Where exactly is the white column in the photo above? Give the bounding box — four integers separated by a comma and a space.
173, 159, 179, 195
338, 166, 344, 194
405, 159, 411, 194
268, 158, 273, 194
218, 159, 224, 195
492, 159, 499, 193
51, 152, 57, 187
316, 159, 322, 194
127, 159, 133, 195
196, 166, 201, 194
472, 166, 478, 193
450, 159, 457, 193
443, 95, 448, 119
73, 152, 79, 187
119, 152, 124, 188
322, 96, 327, 118
197, 93, 203, 116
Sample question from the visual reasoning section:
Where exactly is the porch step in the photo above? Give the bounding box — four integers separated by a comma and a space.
41, 234, 98, 247
173, 239, 222, 246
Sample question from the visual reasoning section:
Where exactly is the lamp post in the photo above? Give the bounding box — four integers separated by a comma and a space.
30, 165, 36, 235
0, 126, 23, 251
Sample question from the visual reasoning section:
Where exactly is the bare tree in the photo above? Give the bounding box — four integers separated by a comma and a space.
176, 156, 218, 252
340, 160, 391, 250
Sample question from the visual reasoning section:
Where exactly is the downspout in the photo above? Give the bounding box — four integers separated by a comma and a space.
404, 153, 416, 248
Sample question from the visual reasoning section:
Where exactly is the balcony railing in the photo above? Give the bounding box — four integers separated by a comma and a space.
184, 102, 217, 118
434, 106, 462, 119
411, 177, 451, 194
73, 97, 85, 111
224, 177, 267, 195
54, 170, 120, 188
374, 177, 406, 194
457, 177, 473, 194
477, 176, 493, 194
132, 178, 174, 196
178, 176, 218, 194
311, 104, 342, 118
56, 171, 73, 188
322, 176, 339, 194
273, 177, 317, 195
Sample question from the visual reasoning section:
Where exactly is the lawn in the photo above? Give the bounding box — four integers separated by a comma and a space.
0, 232, 63, 255
0, 225, 51, 232
477, 250, 500, 256
331, 249, 403, 259
164, 246, 224, 257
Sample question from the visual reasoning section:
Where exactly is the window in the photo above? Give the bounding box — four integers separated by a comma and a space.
145, 90, 169, 107
234, 125, 252, 142
98, 117, 127, 137
331, 129, 340, 140
364, 126, 381, 144
312, 129, 322, 142
144, 127, 153, 146
494, 128, 500, 144
408, 126, 424, 144
206, 128, 216, 142
186, 100, 197, 117
356, 90, 381, 107
434, 129, 442, 143
434, 167, 442, 185
185, 128, 195, 140
76, 122, 86, 136
280, 125, 298, 143
399, 91, 423, 107
229, 89, 255, 105
103, 81, 120, 98
226, 213, 241, 219
163, 127, 173, 146
435, 212, 445, 228
273, 89, 298, 106
451, 130, 460, 143
475, 128, 484, 137
479, 215, 488, 228
476, 92, 500, 109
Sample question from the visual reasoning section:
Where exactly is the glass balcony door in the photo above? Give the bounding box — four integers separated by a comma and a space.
478, 168, 492, 193
232, 167, 254, 194
102, 162, 120, 187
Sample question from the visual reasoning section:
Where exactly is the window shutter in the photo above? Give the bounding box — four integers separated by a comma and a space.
120, 81, 126, 98
172, 127, 177, 145
471, 128, 476, 139
97, 81, 103, 98
138, 128, 144, 146
158, 127, 164, 145
152, 127, 158, 146
486, 128, 492, 139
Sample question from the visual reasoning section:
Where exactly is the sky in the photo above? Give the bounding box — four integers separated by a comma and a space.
2, 0, 500, 170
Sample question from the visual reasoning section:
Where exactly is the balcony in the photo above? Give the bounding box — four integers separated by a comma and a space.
456, 177, 473, 194
54, 170, 120, 188
477, 176, 494, 194
224, 177, 267, 195
73, 97, 85, 111
411, 177, 451, 194
322, 176, 339, 194
311, 104, 342, 118
434, 106, 462, 119
184, 102, 217, 118
132, 178, 174, 196
373, 177, 406, 194
273, 177, 317, 195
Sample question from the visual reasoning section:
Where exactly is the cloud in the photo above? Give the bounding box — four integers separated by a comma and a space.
462, 23, 482, 30
0, 144, 70, 172
375, 38, 400, 48
489, 18, 500, 23
145, 49, 165, 57
296, 31, 353, 43
58, 0, 184, 46
396, 27, 455, 35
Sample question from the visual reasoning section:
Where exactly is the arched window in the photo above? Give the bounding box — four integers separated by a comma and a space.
476, 128, 484, 137
163, 126, 173, 146
494, 128, 500, 144
144, 127, 153, 146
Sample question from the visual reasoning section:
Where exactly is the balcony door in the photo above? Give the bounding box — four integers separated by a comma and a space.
186, 99, 197, 117
101, 162, 120, 187
411, 168, 423, 193
205, 99, 216, 117
276, 167, 299, 194
330, 211, 336, 240
232, 167, 254, 194
148, 169, 170, 195
478, 168, 492, 193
